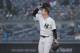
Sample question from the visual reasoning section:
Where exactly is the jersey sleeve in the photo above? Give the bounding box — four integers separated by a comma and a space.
35, 14, 40, 21
35, 10, 42, 21
33, 13, 40, 21
52, 20, 56, 30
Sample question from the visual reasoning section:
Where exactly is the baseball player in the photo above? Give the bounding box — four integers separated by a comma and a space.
32, 3, 58, 53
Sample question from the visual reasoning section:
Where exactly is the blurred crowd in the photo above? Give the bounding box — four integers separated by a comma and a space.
0, 0, 80, 43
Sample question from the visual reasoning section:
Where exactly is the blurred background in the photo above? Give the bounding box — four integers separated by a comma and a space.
0, 0, 80, 53
0, 0, 80, 43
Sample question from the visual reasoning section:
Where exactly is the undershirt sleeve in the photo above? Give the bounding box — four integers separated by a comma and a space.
52, 20, 56, 30
52, 29, 57, 39
52, 20, 57, 39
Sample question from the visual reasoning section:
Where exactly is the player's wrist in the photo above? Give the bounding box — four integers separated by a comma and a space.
53, 39, 58, 43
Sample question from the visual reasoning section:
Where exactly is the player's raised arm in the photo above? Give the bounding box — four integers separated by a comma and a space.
32, 2, 51, 21
32, 8, 42, 21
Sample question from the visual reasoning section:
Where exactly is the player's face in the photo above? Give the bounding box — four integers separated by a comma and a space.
42, 9, 48, 17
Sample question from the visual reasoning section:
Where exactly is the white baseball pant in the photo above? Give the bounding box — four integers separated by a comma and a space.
38, 35, 53, 53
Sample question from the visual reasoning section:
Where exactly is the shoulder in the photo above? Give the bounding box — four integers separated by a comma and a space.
48, 17, 55, 22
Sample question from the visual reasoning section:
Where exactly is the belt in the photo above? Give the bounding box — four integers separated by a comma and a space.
40, 35, 49, 38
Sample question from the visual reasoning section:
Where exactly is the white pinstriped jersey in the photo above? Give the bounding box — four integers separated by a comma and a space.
35, 10, 56, 36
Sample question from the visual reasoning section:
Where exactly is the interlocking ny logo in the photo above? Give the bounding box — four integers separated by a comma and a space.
44, 24, 49, 29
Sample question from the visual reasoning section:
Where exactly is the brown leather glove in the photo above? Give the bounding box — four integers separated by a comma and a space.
52, 39, 59, 51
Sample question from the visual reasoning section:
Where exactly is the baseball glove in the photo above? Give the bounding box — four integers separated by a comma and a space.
52, 40, 59, 51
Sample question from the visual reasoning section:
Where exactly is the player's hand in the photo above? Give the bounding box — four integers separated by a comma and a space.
32, 8, 39, 17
